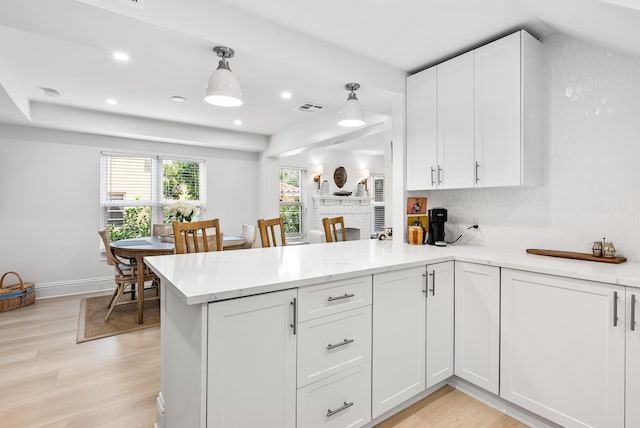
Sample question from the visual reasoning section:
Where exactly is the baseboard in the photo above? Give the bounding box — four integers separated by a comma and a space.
448, 377, 562, 428
35, 277, 113, 299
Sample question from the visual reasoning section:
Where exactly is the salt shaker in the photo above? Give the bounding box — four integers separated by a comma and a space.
592, 240, 603, 257
602, 242, 616, 258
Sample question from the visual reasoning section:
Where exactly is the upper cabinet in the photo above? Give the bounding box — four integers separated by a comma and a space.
406, 30, 542, 191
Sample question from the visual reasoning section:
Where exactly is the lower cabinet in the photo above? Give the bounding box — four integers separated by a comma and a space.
454, 262, 500, 394
207, 289, 297, 428
626, 289, 640, 427
372, 267, 426, 418
372, 262, 454, 418
426, 261, 455, 388
297, 363, 372, 428
501, 269, 625, 428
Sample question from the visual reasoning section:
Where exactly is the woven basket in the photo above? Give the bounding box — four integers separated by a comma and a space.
0, 272, 35, 312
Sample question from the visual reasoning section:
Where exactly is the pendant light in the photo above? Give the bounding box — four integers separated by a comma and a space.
337, 83, 365, 127
204, 46, 243, 107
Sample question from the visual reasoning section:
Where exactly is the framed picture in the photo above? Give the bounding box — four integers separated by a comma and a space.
407, 197, 427, 215
407, 215, 428, 228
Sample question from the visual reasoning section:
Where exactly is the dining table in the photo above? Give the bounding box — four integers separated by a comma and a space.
111, 234, 248, 324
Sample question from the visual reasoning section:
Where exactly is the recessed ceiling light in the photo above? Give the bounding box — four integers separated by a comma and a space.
41, 87, 60, 98
112, 51, 130, 62
171, 96, 186, 103
280, 91, 292, 99
106, 98, 118, 105
233, 119, 243, 125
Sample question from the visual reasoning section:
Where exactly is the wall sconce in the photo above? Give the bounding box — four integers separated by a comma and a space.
360, 169, 370, 194
313, 165, 324, 189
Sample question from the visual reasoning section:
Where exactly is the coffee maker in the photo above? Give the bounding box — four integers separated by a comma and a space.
427, 208, 448, 246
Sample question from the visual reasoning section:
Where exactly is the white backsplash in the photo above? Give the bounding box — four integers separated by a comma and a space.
424, 33, 640, 261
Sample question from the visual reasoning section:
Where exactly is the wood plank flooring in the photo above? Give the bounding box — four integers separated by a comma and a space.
0, 293, 526, 428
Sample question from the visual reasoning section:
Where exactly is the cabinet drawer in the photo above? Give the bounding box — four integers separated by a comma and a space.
298, 275, 372, 322
297, 363, 372, 428
297, 306, 371, 388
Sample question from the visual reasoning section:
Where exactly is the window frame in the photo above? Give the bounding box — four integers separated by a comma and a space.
279, 166, 306, 242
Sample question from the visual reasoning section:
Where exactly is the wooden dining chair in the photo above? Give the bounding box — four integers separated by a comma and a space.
98, 228, 159, 321
240, 224, 258, 249
172, 219, 223, 254
257, 217, 286, 247
323, 216, 347, 242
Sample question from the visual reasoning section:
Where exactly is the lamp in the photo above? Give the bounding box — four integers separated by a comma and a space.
313, 165, 324, 189
337, 83, 365, 127
204, 46, 243, 107
360, 169, 370, 194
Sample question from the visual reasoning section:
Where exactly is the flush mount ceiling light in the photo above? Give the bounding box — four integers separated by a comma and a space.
112, 51, 129, 62
337, 83, 365, 127
204, 46, 243, 107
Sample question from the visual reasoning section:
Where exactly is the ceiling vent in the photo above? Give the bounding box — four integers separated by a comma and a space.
295, 103, 325, 113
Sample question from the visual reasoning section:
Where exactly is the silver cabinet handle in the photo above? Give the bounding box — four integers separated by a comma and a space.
429, 271, 436, 296
437, 165, 443, 185
327, 401, 354, 418
327, 293, 355, 302
327, 338, 354, 350
422, 273, 428, 296
430, 166, 435, 186
632, 294, 637, 331
290, 297, 297, 335
613, 292, 619, 327
475, 161, 480, 183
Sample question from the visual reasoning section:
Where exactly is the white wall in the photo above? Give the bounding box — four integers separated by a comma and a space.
279, 146, 385, 237
422, 33, 640, 261
0, 124, 262, 297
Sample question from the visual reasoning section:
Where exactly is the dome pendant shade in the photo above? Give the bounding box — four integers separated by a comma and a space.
204, 46, 243, 107
337, 83, 365, 127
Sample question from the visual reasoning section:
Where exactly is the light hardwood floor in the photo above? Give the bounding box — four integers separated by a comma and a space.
0, 293, 526, 428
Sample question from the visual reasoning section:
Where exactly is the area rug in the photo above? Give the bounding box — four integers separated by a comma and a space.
76, 290, 160, 343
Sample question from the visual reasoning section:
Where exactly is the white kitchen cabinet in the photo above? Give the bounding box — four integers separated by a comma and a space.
627, 288, 640, 427
207, 289, 297, 428
297, 363, 372, 428
474, 30, 542, 187
437, 51, 475, 189
372, 267, 426, 418
406, 67, 438, 190
425, 261, 454, 388
454, 262, 500, 394
501, 269, 625, 428
405, 30, 541, 190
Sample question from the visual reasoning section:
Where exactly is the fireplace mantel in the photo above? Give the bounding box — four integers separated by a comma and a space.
313, 196, 373, 240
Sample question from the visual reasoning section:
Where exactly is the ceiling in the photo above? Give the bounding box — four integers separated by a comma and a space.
0, 0, 639, 151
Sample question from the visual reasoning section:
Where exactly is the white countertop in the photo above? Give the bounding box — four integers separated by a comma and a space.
144, 240, 640, 306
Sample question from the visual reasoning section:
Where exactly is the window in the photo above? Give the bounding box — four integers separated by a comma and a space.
279, 167, 305, 241
101, 153, 205, 241
371, 174, 385, 234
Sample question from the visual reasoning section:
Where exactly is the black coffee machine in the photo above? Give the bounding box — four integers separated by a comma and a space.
427, 208, 448, 246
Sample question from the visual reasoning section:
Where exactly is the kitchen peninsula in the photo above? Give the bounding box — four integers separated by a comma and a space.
146, 240, 640, 428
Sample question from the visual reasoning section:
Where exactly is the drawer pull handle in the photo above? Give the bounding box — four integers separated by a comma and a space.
327, 293, 355, 302
290, 298, 297, 335
327, 338, 354, 350
327, 401, 354, 418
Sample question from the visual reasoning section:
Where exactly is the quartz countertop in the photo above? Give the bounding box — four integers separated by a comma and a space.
144, 240, 640, 306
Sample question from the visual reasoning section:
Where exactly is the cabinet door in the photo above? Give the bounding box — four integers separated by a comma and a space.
207, 289, 297, 428
454, 262, 500, 394
372, 267, 426, 418
474, 31, 521, 187
501, 270, 625, 428
406, 67, 438, 190
426, 261, 454, 388
627, 289, 640, 427
437, 51, 475, 189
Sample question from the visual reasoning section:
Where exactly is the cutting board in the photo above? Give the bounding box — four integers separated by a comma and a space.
526, 249, 627, 264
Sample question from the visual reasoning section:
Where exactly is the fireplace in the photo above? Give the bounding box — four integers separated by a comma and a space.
312, 196, 373, 240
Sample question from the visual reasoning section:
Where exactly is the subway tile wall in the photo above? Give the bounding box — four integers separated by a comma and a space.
424, 33, 640, 260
